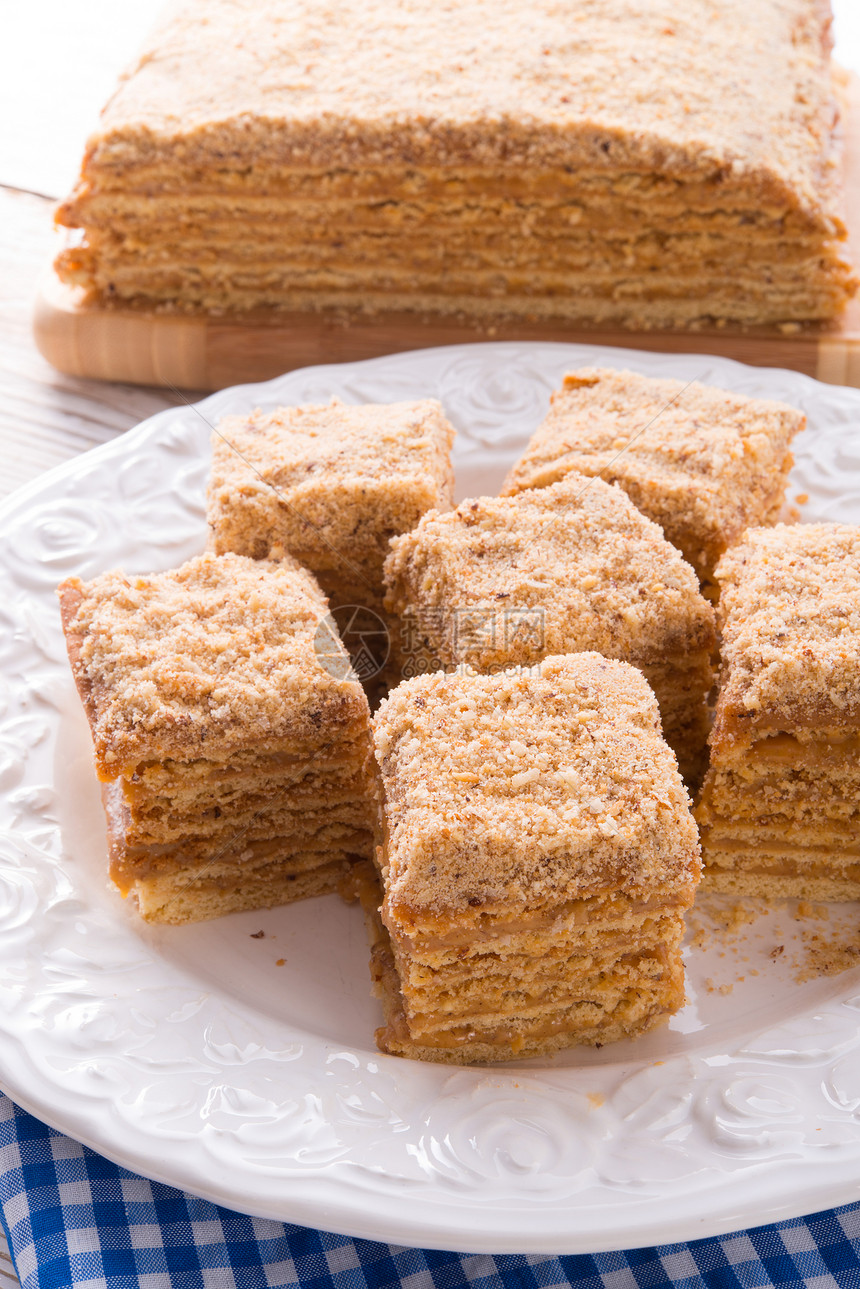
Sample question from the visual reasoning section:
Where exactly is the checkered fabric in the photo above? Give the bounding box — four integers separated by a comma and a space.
1, 1095, 859, 1289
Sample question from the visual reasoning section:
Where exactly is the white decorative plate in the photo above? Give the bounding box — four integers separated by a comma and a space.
2, 342, 860, 1255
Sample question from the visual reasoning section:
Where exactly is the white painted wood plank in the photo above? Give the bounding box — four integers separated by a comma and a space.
0, 1233, 18, 1289
0, 1, 166, 198
0, 187, 186, 502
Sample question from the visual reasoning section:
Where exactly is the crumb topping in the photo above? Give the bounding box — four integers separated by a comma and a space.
686, 894, 767, 952
713, 523, 860, 735
796, 932, 860, 981
374, 653, 699, 918
59, 551, 369, 768
385, 473, 714, 665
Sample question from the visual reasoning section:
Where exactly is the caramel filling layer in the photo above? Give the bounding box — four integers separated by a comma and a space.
704, 853, 860, 881
387, 891, 690, 953
741, 731, 860, 769
700, 822, 860, 852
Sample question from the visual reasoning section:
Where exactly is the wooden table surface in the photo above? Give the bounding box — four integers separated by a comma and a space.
1, 3, 859, 1283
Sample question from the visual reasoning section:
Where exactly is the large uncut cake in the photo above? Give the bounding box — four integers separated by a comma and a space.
55, 0, 856, 328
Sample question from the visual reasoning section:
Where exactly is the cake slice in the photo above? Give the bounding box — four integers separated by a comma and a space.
359, 653, 701, 1064
696, 524, 860, 899
58, 551, 375, 923
384, 475, 715, 781
502, 368, 803, 587
54, 0, 856, 330
207, 396, 455, 688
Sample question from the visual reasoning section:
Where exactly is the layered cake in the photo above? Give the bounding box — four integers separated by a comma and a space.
207, 397, 455, 687
503, 368, 804, 586
361, 653, 701, 1063
54, 0, 856, 329
384, 475, 715, 780
696, 524, 860, 899
58, 551, 375, 923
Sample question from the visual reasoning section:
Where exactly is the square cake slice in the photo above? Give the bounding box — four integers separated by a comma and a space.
58, 551, 375, 924
502, 367, 803, 586
360, 653, 701, 1064
207, 397, 455, 610
384, 475, 715, 781
695, 523, 860, 899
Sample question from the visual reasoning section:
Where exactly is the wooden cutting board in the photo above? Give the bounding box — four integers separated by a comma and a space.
33, 79, 860, 393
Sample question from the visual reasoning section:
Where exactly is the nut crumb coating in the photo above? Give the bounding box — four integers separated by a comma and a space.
385, 473, 715, 667
58, 550, 370, 775
373, 653, 700, 927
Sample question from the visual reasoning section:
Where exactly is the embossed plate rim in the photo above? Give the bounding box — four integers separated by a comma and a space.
1, 341, 860, 1255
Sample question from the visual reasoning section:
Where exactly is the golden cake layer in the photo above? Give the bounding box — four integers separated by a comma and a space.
53, 0, 856, 328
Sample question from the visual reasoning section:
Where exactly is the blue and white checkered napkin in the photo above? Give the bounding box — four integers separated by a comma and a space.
0, 1094, 858, 1289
